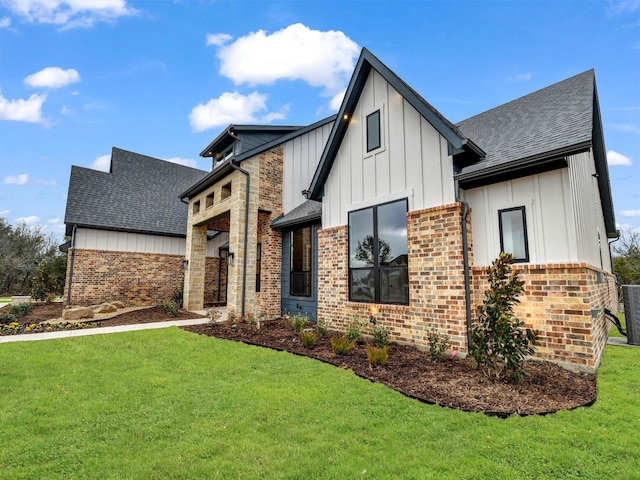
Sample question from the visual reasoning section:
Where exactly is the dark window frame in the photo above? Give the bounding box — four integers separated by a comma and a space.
290, 226, 312, 297
366, 109, 381, 152
348, 198, 409, 305
498, 206, 529, 263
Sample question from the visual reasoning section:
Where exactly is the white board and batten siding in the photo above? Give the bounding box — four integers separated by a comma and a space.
464, 150, 612, 271
322, 70, 455, 229
282, 121, 333, 215
74, 228, 229, 257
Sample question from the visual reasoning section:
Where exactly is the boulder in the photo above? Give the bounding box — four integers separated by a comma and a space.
62, 307, 94, 321
92, 303, 118, 314
109, 301, 125, 309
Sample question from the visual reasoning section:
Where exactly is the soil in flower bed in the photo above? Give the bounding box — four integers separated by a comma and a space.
181, 318, 597, 417
6, 302, 204, 328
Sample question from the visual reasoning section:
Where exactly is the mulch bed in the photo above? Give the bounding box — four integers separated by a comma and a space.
182, 318, 597, 417
11, 304, 597, 417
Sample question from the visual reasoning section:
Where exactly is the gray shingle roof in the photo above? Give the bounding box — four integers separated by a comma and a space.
456, 70, 595, 177
64, 147, 208, 237
271, 200, 322, 229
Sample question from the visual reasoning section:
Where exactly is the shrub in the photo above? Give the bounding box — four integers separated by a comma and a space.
300, 330, 317, 348
330, 335, 355, 355
9, 302, 34, 318
315, 318, 328, 337
158, 299, 179, 317
290, 313, 309, 332
171, 289, 184, 308
427, 329, 451, 362
366, 345, 389, 366
345, 315, 365, 343
244, 313, 260, 330
470, 252, 538, 382
0, 310, 17, 324
371, 324, 390, 348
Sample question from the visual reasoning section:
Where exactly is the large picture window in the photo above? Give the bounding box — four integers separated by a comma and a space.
499, 206, 529, 262
290, 227, 312, 297
349, 199, 409, 304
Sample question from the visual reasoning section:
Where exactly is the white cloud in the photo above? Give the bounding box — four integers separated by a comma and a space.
608, 0, 640, 15
36, 178, 57, 186
609, 123, 640, 135
15, 215, 40, 225
329, 89, 347, 111
1, 0, 136, 28
620, 209, 640, 217
206, 33, 232, 47
164, 157, 198, 168
216, 23, 359, 97
0, 16, 10, 27
190, 91, 270, 132
0, 92, 46, 122
607, 149, 633, 166
0, 209, 10, 216
25, 67, 80, 88
4, 173, 29, 185
47, 217, 61, 224
90, 154, 111, 172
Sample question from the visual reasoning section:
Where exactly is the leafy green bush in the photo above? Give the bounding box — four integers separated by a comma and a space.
427, 329, 450, 361
345, 315, 365, 343
371, 324, 390, 348
330, 335, 355, 355
470, 252, 538, 382
290, 313, 309, 332
0, 310, 17, 324
31, 254, 66, 301
366, 345, 389, 366
300, 330, 317, 348
315, 318, 328, 337
171, 289, 184, 308
10, 302, 34, 317
158, 299, 179, 317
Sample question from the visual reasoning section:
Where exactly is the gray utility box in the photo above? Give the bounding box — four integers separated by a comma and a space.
622, 285, 640, 346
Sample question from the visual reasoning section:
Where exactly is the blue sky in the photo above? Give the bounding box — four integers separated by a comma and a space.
0, 0, 638, 242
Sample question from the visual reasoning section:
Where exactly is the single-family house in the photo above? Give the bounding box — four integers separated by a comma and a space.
65, 49, 618, 372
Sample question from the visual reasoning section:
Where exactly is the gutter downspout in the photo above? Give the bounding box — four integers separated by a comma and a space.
228, 129, 250, 319
455, 179, 473, 350
66, 224, 77, 307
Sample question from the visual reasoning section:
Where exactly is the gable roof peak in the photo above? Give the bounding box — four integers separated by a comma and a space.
308, 48, 483, 200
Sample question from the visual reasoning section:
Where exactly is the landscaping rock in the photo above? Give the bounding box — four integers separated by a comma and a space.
62, 307, 94, 320
109, 301, 126, 309
92, 303, 118, 314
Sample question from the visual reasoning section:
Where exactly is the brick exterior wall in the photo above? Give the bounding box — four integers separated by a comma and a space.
317, 201, 616, 372
256, 146, 284, 319
67, 248, 224, 307
472, 263, 616, 372
204, 257, 227, 305
317, 203, 471, 353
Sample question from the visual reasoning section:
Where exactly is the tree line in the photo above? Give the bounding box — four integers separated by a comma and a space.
0, 218, 67, 299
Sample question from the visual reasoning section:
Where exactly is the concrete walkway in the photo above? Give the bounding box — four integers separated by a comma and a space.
0, 317, 210, 344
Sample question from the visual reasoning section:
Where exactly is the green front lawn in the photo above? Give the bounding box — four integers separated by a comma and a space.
1, 328, 638, 479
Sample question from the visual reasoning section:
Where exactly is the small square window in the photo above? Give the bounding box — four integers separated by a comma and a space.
221, 182, 232, 200
499, 206, 529, 262
366, 110, 381, 152
193, 200, 201, 215
206, 192, 214, 208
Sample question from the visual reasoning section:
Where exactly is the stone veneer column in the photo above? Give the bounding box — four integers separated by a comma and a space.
225, 165, 258, 319
184, 224, 207, 311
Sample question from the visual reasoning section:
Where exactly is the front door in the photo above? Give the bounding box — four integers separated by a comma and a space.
281, 223, 318, 321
